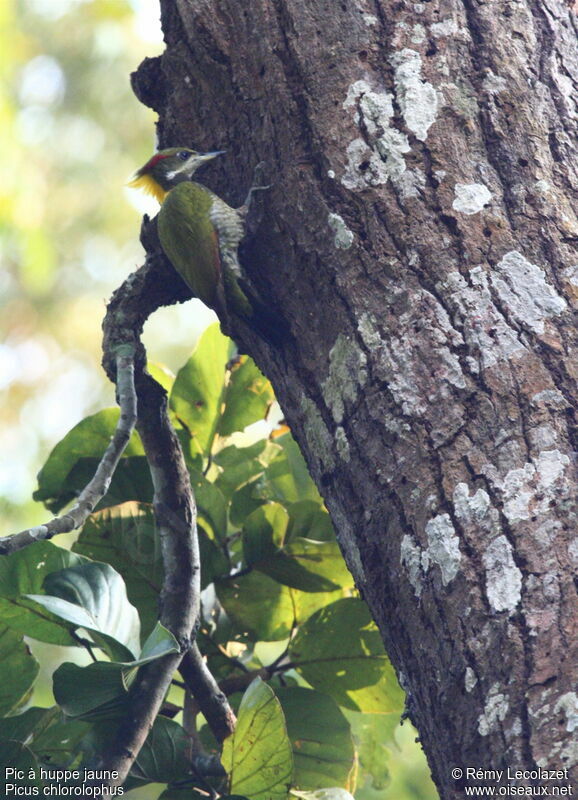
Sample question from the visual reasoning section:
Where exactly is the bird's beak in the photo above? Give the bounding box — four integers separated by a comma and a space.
198, 150, 226, 162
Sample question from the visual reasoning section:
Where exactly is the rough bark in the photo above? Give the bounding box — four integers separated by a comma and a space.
132, 1, 578, 796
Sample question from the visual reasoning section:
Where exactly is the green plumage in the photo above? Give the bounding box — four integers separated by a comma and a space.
158, 182, 222, 310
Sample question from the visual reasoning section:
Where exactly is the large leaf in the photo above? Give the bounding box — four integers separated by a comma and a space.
344, 710, 399, 793
215, 571, 296, 642
128, 716, 191, 785
218, 355, 274, 436
287, 502, 334, 543
0, 741, 40, 784
277, 688, 355, 791
291, 790, 355, 800
28, 561, 141, 661
33, 408, 144, 513
242, 504, 351, 593
222, 678, 293, 800
53, 661, 134, 720
289, 598, 404, 713
0, 626, 39, 716
0, 542, 87, 646
169, 323, 234, 454
73, 505, 163, 640
243, 503, 289, 567
214, 440, 274, 499
264, 434, 322, 505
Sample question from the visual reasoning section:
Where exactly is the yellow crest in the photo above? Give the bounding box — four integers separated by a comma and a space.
126, 173, 168, 204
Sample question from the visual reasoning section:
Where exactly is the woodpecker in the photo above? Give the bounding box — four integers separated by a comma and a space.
129, 147, 277, 340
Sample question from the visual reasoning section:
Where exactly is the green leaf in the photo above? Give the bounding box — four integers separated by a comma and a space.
242, 504, 352, 593
53, 661, 134, 720
216, 571, 296, 642
291, 790, 355, 800
230, 478, 268, 527
264, 434, 322, 505
218, 356, 274, 436
222, 678, 293, 800
169, 323, 234, 454
28, 562, 141, 662
128, 716, 190, 785
73, 505, 162, 640
0, 626, 39, 716
0, 741, 40, 784
289, 598, 404, 713
281, 539, 353, 591
62, 455, 154, 511
243, 503, 289, 567
0, 707, 49, 744
0, 707, 87, 768
214, 440, 272, 499
138, 622, 180, 664
33, 408, 144, 513
277, 688, 355, 791
192, 471, 229, 543
287, 502, 334, 543
0, 542, 87, 646
148, 362, 176, 393
198, 526, 229, 588
344, 710, 399, 792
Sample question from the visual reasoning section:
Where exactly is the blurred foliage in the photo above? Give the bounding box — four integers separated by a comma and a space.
0, 0, 213, 531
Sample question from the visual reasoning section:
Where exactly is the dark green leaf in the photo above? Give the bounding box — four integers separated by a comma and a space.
63, 455, 154, 512
277, 688, 355, 791
229, 478, 268, 527
287, 502, 334, 543
0, 707, 49, 744
0, 626, 39, 716
31, 715, 88, 765
199, 526, 229, 588
73, 505, 162, 640
192, 471, 228, 543
0, 542, 87, 646
138, 622, 179, 664
243, 503, 289, 567
289, 598, 404, 713
53, 661, 134, 720
33, 408, 144, 513
169, 323, 234, 454
28, 561, 141, 661
222, 678, 293, 800
128, 716, 191, 785
0, 741, 40, 784
218, 356, 274, 436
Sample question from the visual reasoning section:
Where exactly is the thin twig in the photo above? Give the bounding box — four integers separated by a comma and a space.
0, 348, 137, 556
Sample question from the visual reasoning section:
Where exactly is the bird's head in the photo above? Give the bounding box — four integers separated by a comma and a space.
127, 147, 225, 203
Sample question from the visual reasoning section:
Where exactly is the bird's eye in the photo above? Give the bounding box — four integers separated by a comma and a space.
177, 150, 190, 161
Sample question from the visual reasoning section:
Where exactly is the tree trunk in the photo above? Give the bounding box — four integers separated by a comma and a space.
132, 1, 578, 795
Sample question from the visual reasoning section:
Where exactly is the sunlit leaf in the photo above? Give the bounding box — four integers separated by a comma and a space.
218, 356, 274, 436
0, 542, 87, 646
0, 626, 39, 716
222, 678, 293, 800
277, 687, 355, 791
33, 409, 144, 513
290, 598, 404, 713
215, 571, 295, 642
169, 323, 234, 454
28, 561, 141, 661
74, 505, 163, 639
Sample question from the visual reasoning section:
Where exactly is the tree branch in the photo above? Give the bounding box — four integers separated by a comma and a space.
0, 348, 137, 556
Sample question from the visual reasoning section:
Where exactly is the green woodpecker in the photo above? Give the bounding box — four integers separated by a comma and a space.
128, 146, 271, 335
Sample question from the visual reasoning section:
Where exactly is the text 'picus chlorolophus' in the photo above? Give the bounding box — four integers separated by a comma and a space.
128, 147, 275, 340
